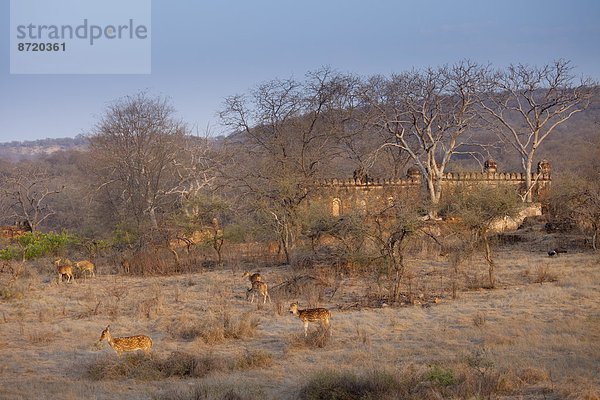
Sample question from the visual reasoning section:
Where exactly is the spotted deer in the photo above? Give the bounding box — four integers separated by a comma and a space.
246, 280, 271, 304
242, 271, 263, 285
289, 302, 331, 337
53, 258, 74, 284
97, 325, 152, 356
74, 260, 95, 278
121, 259, 130, 274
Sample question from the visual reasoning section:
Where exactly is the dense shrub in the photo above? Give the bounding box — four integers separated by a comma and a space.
0, 232, 78, 261
426, 365, 456, 386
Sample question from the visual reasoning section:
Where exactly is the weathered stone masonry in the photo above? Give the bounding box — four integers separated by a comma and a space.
309, 160, 552, 217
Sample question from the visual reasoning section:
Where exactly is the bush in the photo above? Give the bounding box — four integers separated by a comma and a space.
168, 311, 260, 344
0, 247, 20, 261
88, 352, 227, 381
0, 232, 78, 261
234, 349, 273, 370
0, 284, 25, 301
298, 370, 401, 400
87, 353, 162, 381
88, 350, 269, 382
426, 365, 456, 387
160, 352, 229, 378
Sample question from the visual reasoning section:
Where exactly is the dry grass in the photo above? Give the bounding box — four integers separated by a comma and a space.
86, 349, 272, 382
297, 370, 403, 400
155, 383, 266, 400
295, 362, 552, 400
165, 310, 260, 344
234, 349, 274, 370
285, 328, 332, 350
0, 248, 598, 399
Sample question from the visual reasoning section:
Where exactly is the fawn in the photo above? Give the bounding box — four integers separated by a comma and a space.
246, 281, 271, 304
242, 271, 263, 285
74, 260, 96, 278
289, 302, 331, 337
53, 258, 74, 283
97, 325, 152, 356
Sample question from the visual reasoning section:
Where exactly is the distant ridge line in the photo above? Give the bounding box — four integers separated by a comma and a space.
0, 135, 88, 161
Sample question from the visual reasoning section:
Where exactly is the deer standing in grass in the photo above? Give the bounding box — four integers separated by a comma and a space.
289, 302, 331, 337
97, 325, 152, 356
121, 259, 130, 274
74, 260, 95, 278
53, 258, 74, 284
246, 281, 271, 304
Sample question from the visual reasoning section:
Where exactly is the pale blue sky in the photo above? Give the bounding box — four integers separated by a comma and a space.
1, 0, 599, 142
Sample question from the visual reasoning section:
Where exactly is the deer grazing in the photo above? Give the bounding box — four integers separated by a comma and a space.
289, 302, 331, 337
53, 258, 74, 284
246, 281, 272, 304
97, 325, 153, 356
74, 260, 96, 278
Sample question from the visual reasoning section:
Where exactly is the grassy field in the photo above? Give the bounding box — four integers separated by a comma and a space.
0, 247, 598, 399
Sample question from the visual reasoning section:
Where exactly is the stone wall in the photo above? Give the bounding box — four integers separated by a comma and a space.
309, 159, 552, 217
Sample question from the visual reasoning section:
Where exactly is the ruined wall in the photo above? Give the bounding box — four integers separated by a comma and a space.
308, 176, 422, 217
309, 159, 552, 217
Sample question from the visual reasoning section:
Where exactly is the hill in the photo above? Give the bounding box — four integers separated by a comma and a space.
1, 91, 598, 176
0, 135, 88, 161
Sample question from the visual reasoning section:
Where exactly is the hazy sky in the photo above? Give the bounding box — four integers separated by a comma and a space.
1, 0, 599, 142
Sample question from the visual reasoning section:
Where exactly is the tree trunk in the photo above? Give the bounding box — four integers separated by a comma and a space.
148, 207, 159, 230
483, 234, 495, 288
281, 235, 290, 264
168, 247, 180, 268
26, 219, 36, 233
524, 157, 534, 203
426, 174, 440, 218
452, 261, 459, 299
433, 177, 443, 216
392, 255, 405, 303
213, 234, 223, 266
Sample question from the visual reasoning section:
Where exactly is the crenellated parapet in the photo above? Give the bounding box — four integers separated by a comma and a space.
443, 171, 528, 181
314, 176, 421, 187
316, 160, 551, 188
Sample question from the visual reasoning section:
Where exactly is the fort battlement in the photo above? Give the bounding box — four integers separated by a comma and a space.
441, 171, 551, 182
309, 159, 551, 217
315, 171, 551, 186
314, 176, 420, 187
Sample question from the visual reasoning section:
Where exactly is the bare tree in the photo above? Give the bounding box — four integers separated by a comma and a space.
549, 136, 600, 250
367, 198, 423, 303
220, 68, 358, 263
480, 59, 595, 202
177, 193, 230, 263
573, 180, 600, 250
362, 60, 488, 215
89, 92, 214, 236
0, 166, 64, 232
